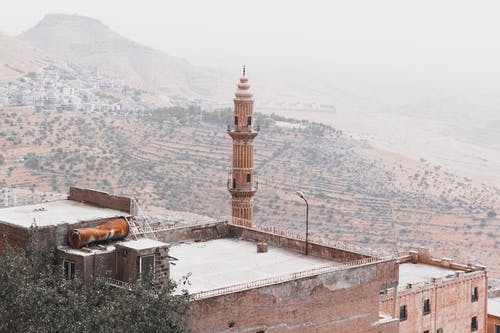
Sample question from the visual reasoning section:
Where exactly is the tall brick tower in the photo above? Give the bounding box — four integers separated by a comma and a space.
227, 67, 258, 227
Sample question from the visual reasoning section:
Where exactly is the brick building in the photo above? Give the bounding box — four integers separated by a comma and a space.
380, 248, 488, 333
488, 297, 500, 333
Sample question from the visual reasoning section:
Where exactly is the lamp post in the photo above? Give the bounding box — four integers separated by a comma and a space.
296, 191, 309, 255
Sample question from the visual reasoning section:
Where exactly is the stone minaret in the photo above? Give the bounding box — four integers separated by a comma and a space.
227, 67, 258, 227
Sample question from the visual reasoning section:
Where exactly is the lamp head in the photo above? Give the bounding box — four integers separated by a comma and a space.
296, 191, 304, 199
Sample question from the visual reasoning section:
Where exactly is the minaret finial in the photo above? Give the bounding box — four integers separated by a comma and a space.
242, 64, 246, 76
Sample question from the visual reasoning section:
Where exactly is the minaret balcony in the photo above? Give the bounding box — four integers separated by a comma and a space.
227, 172, 259, 196
227, 128, 258, 140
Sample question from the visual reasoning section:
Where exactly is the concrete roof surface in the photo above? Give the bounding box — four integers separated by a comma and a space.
169, 238, 338, 294
488, 298, 500, 317
0, 200, 128, 228
398, 263, 461, 290
120, 238, 167, 250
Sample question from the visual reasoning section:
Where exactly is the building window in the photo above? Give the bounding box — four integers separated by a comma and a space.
495, 325, 500, 333
137, 255, 155, 278
246, 173, 251, 183
471, 287, 478, 302
471, 317, 478, 331
424, 330, 429, 333
233, 178, 236, 189
234, 116, 238, 125
399, 305, 407, 321
63, 260, 75, 280
423, 299, 431, 315
247, 116, 252, 125
437, 329, 443, 333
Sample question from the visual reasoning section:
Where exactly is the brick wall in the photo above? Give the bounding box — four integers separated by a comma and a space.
487, 315, 500, 333
188, 262, 397, 333
381, 271, 488, 333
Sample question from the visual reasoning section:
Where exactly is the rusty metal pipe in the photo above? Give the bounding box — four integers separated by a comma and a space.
68, 218, 129, 249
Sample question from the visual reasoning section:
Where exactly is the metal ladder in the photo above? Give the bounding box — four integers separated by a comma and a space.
126, 198, 158, 241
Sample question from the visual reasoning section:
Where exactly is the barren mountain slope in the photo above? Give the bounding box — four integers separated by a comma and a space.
0, 107, 498, 276
0, 34, 50, 81
19, 14, 232, 100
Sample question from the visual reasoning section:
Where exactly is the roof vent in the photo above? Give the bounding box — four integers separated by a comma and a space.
257, 242, 268, 253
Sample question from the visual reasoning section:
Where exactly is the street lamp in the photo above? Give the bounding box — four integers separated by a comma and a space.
296, 191, 309, 255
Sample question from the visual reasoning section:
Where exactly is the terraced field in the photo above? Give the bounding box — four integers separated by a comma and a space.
0, 107, 498, 276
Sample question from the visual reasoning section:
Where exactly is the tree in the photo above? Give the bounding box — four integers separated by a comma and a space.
0, 238, 191, 333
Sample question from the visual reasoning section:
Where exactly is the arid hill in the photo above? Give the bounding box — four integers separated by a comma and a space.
0, 34, 50, 81
0, 107, 498, 276
19, 14, 232, 101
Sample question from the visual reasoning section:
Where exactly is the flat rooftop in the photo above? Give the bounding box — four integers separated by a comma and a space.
488, 297, 500, 317
119, 238, 167, 250
169, 238, 338, 294
399, 262, 461, 290
0, 199, 128, 228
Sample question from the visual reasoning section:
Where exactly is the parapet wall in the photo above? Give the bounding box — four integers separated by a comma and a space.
228, 224, 370, 262
68, 187, 131, 213
189, 259, 397, 333
399, 247, 487, 272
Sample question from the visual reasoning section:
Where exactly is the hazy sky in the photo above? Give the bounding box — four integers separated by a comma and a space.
2, 0, 500, 104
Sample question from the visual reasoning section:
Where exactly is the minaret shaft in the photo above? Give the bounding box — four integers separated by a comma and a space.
227, 73, 257, 227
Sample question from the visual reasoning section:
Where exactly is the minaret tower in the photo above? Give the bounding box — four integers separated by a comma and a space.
227, 66, 258, 227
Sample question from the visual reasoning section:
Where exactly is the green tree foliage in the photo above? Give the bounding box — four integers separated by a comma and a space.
0, 239, 190, 333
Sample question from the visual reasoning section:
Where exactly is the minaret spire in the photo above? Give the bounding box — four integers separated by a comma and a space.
227, 68, 257, 227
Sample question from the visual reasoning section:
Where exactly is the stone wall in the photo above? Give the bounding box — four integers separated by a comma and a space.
68, 187, 131, 213
153, 222, 228, 243
57, 249, 115, 284
0, 217, 126, 255
229, 224, 370, 262
188, 261, 398, 333
115, 242, 169, 286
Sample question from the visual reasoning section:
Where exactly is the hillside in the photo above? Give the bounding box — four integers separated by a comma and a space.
0, 107, 498, 276
0, 34, 50, 81
19, 14, 232, 101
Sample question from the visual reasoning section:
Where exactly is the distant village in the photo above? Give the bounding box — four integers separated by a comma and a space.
0, 64, 159, 113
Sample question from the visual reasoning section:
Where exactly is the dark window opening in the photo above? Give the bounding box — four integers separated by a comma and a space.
63, 260, 75, 280
423, 299, 431, 315
437, 329, 443, 333
247, 116, 252, 125
234, 116, 238, 125
495, 325, 500, 333
400, 305, 407, 321
246, 173, 251, 183
471, 316, 478, 331
472, 287, 478, 302
256, 331, 265, 333
424, 330, 429, 333
137, 255, 155, 280
233, 178, 236, 189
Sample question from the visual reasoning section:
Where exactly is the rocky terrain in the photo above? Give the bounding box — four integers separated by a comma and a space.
0, 107, 498, 276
